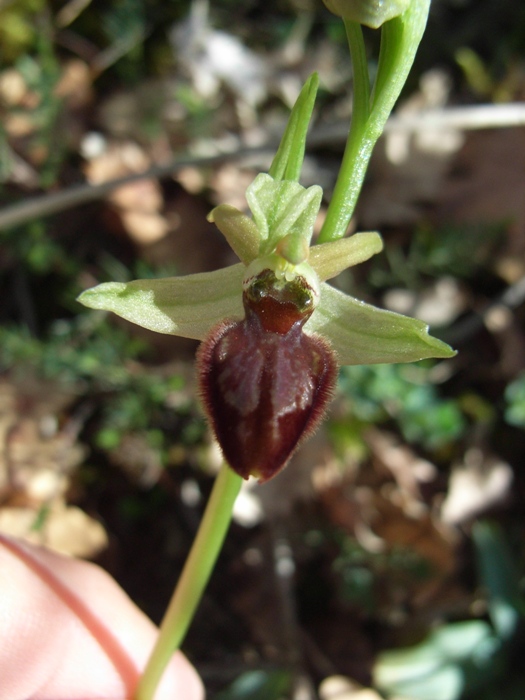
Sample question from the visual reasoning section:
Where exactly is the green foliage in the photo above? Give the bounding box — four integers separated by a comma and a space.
100, 0, 147, 80
369, 223, 504, 291
0, 317, 197, 454
333, 537, 431, 613
375, 619, 500, 700
4, 221, 75, 275
214, 670, 292, 700
0, 317, 145, 385
504, 373, 525, 428
338, 363, 465, 450
0, 0, 46, 63
374, 522, 525, 700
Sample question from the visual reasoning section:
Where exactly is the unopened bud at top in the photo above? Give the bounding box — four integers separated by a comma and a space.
322, 0, 411, 28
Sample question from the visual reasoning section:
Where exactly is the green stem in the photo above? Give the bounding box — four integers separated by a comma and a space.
318, 2, 431, 244
318, 20, 371, 243
135, 463, 243, 700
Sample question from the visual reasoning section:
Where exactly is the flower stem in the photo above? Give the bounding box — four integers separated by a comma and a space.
318, 2, 431, 244
135, 463, 243, 700
318, 19, 371, 243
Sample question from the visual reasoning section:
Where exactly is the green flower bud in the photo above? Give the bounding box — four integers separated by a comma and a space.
322, 0, 411, 28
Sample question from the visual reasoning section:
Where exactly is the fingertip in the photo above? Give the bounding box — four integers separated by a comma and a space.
158, 652, 205, 700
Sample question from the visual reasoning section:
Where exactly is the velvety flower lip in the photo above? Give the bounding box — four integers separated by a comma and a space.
195, 261, 338, 482
78, 173, 455, 367
77, 173, 453, 485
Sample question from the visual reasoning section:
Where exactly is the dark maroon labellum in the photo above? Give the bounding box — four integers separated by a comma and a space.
197, 268, 337, 482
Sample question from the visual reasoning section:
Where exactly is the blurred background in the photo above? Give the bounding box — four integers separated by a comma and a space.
1, 0, 525, 698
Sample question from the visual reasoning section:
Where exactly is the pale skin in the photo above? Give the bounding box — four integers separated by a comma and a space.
0, 534, 204, 700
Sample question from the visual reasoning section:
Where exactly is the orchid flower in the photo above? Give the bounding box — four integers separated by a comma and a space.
78, 79, 453, 483
77, 6, 455, 699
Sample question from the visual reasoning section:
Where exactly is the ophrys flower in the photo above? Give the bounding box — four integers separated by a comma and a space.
78, 172, 454, 481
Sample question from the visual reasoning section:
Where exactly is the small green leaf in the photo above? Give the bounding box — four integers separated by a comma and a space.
378, 663, 463, 700
374, 620, 496, 700
504, 373, 525, 427
215, 669, 291, 700
77, 264, 245, 340
473, 521, 524, 640
307, 283, 456, 365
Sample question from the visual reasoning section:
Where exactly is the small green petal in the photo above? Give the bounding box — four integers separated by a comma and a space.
309, 232, 383, 281
246, 174, 322, 256
269, 184, 322, 261
77, 264, 245, 341
276, 233, 310, 266
208, 205, 261, 265
307, 283, 456, 365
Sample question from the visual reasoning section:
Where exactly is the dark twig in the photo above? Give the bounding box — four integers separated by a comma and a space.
0, 145, 275, 232
1, 103, 525, 232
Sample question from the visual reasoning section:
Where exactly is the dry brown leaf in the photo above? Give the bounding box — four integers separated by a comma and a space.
0, 377, 82, 505
441, 448, 513, 524
0, 68, 27, 106
84, 140, 170, 245
365, 429, 437, 509
317, 428, 459, 613
435, 128, 525, 256
0, 375, 106, 560
209, 163, 258, 210
0, 504, 108, 558
107, 432, 163, 486
54, 59, 93, 109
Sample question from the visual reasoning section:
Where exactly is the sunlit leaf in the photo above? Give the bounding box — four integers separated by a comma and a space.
374, 620, 497, 700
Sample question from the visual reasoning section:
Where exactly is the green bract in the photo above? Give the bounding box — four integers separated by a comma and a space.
78, 173, 454, 366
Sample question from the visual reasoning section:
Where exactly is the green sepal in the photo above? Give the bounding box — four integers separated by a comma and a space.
77, 264, 245, 341
208, 205, 261, 265
246, 173, 322, 261
307, 283, 456, 365
269, 72, 319, 182
309, 232, 383, 281
77, 251, 455, 365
